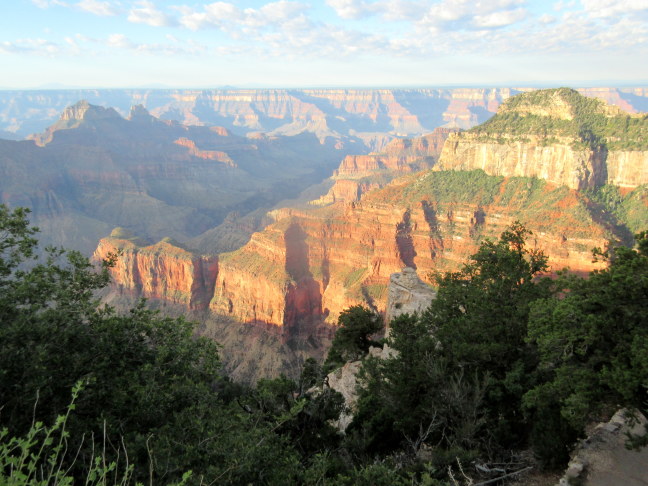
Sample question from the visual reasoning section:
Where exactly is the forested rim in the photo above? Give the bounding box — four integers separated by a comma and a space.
1, 204, 646, 485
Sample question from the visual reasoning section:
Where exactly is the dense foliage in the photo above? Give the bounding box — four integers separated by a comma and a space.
350, 222, 648, 477
1, 206, 646, 484
323, 305, 383, 372
469, 87, 648, 150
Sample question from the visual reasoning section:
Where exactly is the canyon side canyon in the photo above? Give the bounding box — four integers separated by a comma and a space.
1, 87, 647, 380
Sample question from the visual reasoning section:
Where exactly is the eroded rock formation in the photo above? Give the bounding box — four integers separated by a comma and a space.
558, 409, 648, 486
102, 168, 616, 333
92, 89, 646, 367
314, 128, 457, 204
94, 229, 218, 310
386, 267, 437, 324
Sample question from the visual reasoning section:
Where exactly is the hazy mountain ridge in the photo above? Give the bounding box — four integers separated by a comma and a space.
2, 88, 647, 148
0, 100, 354, 254
4, 87, 645, 148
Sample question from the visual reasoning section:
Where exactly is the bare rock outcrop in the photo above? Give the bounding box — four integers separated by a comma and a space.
326, 360, 363, 431
558, 409, 648, 486
437, 133, 608, 190
437, 89, 648, 191
386, 267, 437, 323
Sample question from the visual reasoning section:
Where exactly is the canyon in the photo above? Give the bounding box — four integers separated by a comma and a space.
1, 88, 646, 381
90, 90, 647, 380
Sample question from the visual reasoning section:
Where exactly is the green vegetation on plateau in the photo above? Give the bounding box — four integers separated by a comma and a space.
469, 87, 648, 150
385, 168, 631, 238
586, 184, 648, 234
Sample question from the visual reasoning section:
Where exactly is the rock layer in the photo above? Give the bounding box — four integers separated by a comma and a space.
314, 128, 457, 204
438, 133, 609, 190
94, 230, 218, 310
205, 170, 618, 329
438, 89, 648, 190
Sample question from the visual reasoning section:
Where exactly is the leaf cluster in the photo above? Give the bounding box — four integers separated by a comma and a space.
323, 305, 383, 372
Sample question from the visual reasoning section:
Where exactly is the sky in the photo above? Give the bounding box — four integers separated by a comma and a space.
1, 0, 648, 88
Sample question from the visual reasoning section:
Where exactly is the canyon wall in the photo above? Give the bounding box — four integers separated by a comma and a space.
94, 229, 218, 310
208, 172, 614, 328
314, 128, 457, 204
437, 89, 648, 190
437, 133, 609, 190
606, 150, 648, 188
93, 89, 646, 336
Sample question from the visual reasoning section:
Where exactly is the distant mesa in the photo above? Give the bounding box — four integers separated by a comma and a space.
61, 100, 121, 122
128, 104, 155, 122
29, 100, 122, 146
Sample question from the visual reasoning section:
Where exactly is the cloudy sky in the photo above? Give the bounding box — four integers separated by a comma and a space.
2, 0, 648, 88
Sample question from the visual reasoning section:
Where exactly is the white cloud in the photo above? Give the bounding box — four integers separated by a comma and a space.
20, 0, 648, 64
128, 1, 176, 26
326, 0, 374, 20
0, 38, 60, 55
177, 1, 311, 34
100, 33, 207, 56
31, 0, 68, 7
553, 1, 577, 11
177, 2, 242, 30
377, 0, 427, 21
417, 0, 528, 32
107, 33, 133, 48
581, 0, 648, 18
76, 0, 117, 16
473, 8, 527, 28
538, 13, 557, 23
326, 0, 436, 22
246, 1, 309, 26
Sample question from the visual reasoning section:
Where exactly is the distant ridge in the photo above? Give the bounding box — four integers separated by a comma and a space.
3, 87, 647, 146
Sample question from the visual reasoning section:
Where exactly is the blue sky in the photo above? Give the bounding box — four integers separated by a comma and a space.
2, 0, 648, 88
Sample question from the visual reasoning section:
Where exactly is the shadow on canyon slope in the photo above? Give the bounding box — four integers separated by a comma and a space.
283, 222, 328, 344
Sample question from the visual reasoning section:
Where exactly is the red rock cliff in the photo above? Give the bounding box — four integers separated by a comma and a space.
94, 229, 218, 310
210, 170, 618, 330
